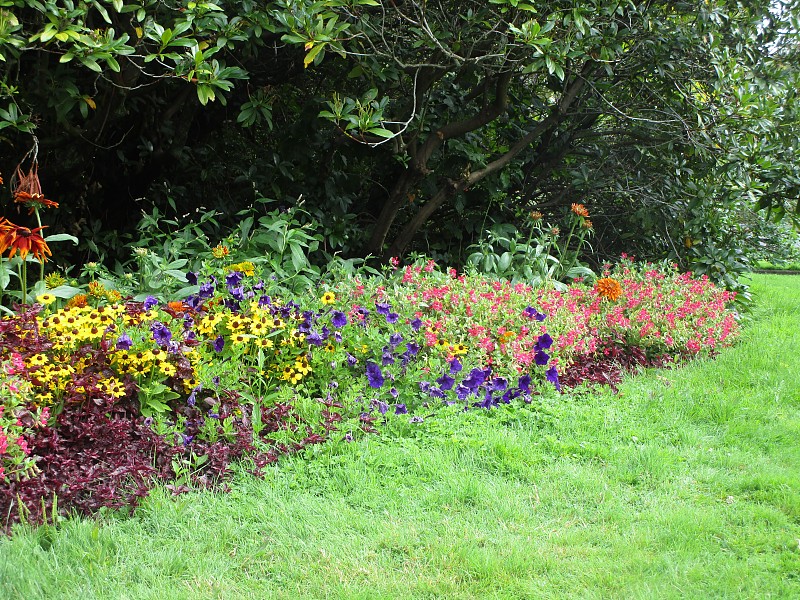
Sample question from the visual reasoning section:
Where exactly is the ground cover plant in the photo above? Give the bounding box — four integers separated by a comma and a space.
0, 245, 739, 531
0, 273, 795, 599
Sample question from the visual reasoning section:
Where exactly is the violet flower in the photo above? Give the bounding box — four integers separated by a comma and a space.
366, 361, 385, 388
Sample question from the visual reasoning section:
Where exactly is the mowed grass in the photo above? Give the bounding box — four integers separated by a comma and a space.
1, 273, 799, 599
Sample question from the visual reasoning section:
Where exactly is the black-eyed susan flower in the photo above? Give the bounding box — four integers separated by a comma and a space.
321, 291, 336, 305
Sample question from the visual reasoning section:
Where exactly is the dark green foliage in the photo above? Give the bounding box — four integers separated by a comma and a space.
0, 0, 798, 291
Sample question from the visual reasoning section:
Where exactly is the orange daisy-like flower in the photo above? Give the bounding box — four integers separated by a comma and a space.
596, 277, 623, 301
571, 203, 590, 218
0, 219, 52, 262
66, 294, 88, 309
14, 191, 59, 215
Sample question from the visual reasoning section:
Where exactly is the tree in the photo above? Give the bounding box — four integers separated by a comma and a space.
1, 0, 798, 278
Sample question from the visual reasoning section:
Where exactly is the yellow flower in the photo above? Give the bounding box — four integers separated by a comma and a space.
320, 291, 336, 305
87, 280, 106, 298
227, 261, 255, 277
36, 293, 57, 306
451, 343, 468, 356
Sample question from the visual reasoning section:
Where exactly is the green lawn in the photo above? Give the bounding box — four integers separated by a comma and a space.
1, 273, 799, 599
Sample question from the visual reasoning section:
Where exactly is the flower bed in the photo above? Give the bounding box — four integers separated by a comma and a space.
0, 259, 739, 532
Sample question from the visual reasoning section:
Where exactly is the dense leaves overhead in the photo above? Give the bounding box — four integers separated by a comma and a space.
0, 0, 798, 279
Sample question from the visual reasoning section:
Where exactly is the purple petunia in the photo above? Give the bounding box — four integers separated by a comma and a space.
151, 321, 172, 346
388, 333, 404, 347
405, 342, 421, 356
186, 271, 198, 286
462, 367, 487, 391
225, 271, 244, 288
546, 366, 561, 391
535, 333, 554, 351
386, 312, 399, 324
488, 377, 508, 393
394, 403, 408, 415
523, 306, 547, 321
410, 318, 422, 331
518, 374, 532, 393
449, 358, 463, 374
534, 350, 550, 366
331, 310, 347, 328
143, 295, 158, 310
212, 335, 225, 353
115, 333, 133, 351
375, 302, 391, 315
199, 281, 215, 299
366, 361, 385, 388
436, 374, 456, 391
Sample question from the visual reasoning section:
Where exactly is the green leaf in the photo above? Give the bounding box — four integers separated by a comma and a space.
45, 285, 82, 299
44, 233, 79, 244
304, 43, 325, 68
367, 127, 394, 138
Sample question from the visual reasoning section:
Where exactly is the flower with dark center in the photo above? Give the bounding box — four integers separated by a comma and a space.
375, 302, 391, 315
534, 350, 550, 366
0, 220, 52, 263
410, 318, 422, 331
518, 374, 532, 393
186, 272, 198, 285
386, 312, 399, 324
212, 335, 225, 353
394, 403, 408, 415
389, 333, 403, 347
449, 358, 463, 374
143, 296, 158, 310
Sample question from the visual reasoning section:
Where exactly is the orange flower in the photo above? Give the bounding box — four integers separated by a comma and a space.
581, 219, 593, 229
596, 277, 623, 301
0, 219, 52, 262
167, 301, 186, 313
14, 191, 59, 214
11, 162, 58, 214
571, 203, 590, 218
66, 294, 88, 309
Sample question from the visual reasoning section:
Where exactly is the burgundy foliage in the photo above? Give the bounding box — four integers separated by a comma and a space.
561, 339, 676, 392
